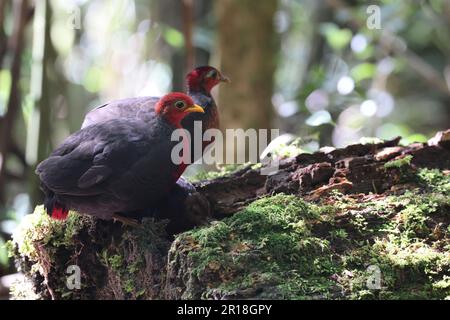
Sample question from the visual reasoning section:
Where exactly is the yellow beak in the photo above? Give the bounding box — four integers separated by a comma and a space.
220, 74, 231, 83
185, 104, 205, 114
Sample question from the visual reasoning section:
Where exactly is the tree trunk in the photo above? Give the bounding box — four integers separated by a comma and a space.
8, 129, 450, 300
0, 0, 30, 203
25, 0, 52, 207
216, 0, 278, 131
0, 0, 9, 70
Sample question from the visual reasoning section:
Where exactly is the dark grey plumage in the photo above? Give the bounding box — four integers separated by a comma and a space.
36, 117, 178, 219
82, 96, 159, 129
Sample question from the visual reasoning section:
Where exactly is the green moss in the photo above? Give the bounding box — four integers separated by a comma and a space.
417, 168, 450, 194
97, 218, 168, 299
188, 164, 250, 182
330, 229, 348, 240
8, 206, 92, 265
9, 205, 170, 299
107, 254, 124, 271
175, 167, 450, 299
179, 194, 339, 299
6, 207, 98, 299
359, 137, 384, 145
384, 155, 413, 169
269, 138, 306, 158
399, 193, 446, 238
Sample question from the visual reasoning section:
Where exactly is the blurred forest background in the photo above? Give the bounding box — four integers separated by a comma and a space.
0, 0, 450, 284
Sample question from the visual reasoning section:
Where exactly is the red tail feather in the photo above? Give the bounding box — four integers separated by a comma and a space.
51, 207, 69, 220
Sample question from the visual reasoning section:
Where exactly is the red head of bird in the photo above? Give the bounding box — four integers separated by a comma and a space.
155, 92, 204, 127
185, 66, 230, 93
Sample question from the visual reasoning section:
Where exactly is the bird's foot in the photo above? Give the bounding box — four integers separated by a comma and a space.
112, 213, 141, 228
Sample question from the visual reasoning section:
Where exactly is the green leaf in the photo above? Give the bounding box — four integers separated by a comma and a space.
306, 110, 332, 126
320, 23, 352, 51
403, 134, 428, 144
163, 27, 184, 48
351, 63, 376, 82
0, 69, 11, 115
0, 238, 9, 267
83, 67, 104, 93
377, 123, 411, 141
355, 44, 374, 60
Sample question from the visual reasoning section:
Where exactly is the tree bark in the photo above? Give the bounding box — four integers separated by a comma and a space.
216, 0, 278, 132
0, 0, 9, 70
0, 0, 30, 203
25, 0, 52, 207
181, 0, 194, 74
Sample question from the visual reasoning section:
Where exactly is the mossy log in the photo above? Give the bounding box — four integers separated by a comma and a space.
8, 129, 450, 299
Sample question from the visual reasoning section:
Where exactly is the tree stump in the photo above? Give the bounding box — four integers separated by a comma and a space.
8, 129, 450, 299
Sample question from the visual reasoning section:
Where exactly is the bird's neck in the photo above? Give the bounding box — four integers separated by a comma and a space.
188, 91, 215, 111
182, 90, 218, 131
187, 87, 212, 97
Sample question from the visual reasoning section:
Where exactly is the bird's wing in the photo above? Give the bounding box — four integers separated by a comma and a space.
45, 129, 94, 158
81, 96, 159, 128
37, 119, 155, 196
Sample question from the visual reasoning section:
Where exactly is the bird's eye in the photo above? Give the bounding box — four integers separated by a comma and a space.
174, 101, 186, 109
207, 70, 217, 79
